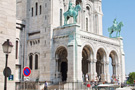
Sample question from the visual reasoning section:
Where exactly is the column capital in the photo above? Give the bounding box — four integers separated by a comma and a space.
105, 61, 109, 65
87, 59, 91, 63
112, 63, 116, 66
116, 63, 120, 67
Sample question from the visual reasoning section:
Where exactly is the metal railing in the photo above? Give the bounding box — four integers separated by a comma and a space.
16, 82, 40, 90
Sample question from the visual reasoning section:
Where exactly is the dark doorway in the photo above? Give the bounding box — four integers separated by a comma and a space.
61, 62, 67, 81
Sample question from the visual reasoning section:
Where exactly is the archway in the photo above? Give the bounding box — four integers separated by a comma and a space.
109, 51, 118, 79
96, 48, 106, 81
55, 46, 68, 81
82, 45, 93, 81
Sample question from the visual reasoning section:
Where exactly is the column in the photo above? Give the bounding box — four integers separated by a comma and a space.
105, 60, 110, 82
67, 46, 76, 82
87, 59, 91, 81
92, 59, 97, 81
100, 61, 105, 82
116, 63, 121, 82
76, 46, 82, 82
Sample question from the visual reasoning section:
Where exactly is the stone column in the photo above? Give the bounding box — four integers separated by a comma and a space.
100, 61, 105, 82
92, 59, 97, 81
105, 60, 110, 82
67, 46, 76, 82
87, 59, 91, 81
118, 37, 125, 83
112, 63, 116, 77
116, 63, 121, 81
76, 46, 82, 82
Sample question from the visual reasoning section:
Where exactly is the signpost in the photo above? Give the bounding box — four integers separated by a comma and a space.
8, 75, 13, 81
3, 67, 11, 77
23, 67, 31, 90
23, 67, 31, 77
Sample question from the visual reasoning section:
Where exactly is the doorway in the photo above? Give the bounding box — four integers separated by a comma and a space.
61, 62, 67, 81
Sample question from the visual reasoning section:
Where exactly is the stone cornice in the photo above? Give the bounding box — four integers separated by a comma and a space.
81, 35, 120, 47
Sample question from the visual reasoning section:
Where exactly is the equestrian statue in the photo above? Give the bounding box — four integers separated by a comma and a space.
108, 19, 124, 38
64, 1, 81, 25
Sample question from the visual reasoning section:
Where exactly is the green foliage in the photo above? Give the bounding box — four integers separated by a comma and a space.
127, 72, 135, 84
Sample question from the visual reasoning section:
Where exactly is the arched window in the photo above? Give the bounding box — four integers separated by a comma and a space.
29, 54, 33, 70
86, 18, 88, 31
60, 9, 62, 26
95, 15, 98, 34
40, 5, 42, 14
35, 3, 38, 15
31, 7, 33, 16
35, 54, 38, 69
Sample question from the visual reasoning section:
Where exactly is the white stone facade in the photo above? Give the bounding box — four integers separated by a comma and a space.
17, 0, 125, 83
52, 25, 125, 83
0, 0, 16, 89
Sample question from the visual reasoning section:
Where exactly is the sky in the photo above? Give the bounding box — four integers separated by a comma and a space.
102, 0, 135, 75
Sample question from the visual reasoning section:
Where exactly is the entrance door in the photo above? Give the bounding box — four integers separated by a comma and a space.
61, 62, 67, 81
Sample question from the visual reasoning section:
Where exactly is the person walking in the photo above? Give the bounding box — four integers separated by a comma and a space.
44, 81, 48, 90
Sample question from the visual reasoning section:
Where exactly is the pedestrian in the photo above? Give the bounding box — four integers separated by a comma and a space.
86, 74, 88, 82
44, 81, 48, 90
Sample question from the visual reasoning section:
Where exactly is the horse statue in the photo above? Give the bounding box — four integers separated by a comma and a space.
108, 19, 124, 38
64, 1, 81, 25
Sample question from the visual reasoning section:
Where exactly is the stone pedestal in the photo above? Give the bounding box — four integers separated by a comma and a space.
53, 24, 83, 82
66, 24, 82, 82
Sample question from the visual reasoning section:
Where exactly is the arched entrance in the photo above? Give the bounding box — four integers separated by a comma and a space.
82, 45, 93, 81
96, 48, 106, 82
109, 51, 118, 79
55, 46, 68, 82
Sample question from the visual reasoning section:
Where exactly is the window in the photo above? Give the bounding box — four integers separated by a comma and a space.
45, 15, 47, 20
45, 40, 46, 46
44, 53, 46, 58
95, 15, 98, 33
40, 5, 42, 14
35, 3, 38, 15
16, 40, 18, 59
35, 54, 38, 69
30, 41, 32, 46
86, 18, 88, 31
45, 3, 47, 7
45, 27, 46, 32
99, 6, 101, 12
29, 55, 33, 70
60, 9, 62, 26
32, 7, 33, 16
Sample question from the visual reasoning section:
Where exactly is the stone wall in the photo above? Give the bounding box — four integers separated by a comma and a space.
0, 0, 16, 89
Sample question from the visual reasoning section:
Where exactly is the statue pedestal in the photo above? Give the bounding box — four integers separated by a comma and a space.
53, 24, 82, 83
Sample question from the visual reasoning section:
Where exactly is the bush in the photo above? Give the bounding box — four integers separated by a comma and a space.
127, 72, 135, 84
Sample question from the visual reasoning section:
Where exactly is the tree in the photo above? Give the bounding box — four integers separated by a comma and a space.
127, 72, 135, 84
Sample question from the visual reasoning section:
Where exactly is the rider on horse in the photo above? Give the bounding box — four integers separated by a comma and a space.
113, 19, 118, 29
68, 1, 74, 15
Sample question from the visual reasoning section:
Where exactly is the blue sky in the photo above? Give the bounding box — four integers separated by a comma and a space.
102, 0, 135, 75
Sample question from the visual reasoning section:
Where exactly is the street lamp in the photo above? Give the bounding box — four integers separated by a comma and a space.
2, 39, 13, 90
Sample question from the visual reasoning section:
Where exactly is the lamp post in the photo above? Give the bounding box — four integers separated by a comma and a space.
2, 39, 13, 90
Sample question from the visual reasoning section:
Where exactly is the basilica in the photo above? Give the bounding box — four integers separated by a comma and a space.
16, 0, 126, 83
0, 0, 126, 89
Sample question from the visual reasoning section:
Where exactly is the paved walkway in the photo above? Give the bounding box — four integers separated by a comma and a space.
116, 87, 133, 90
